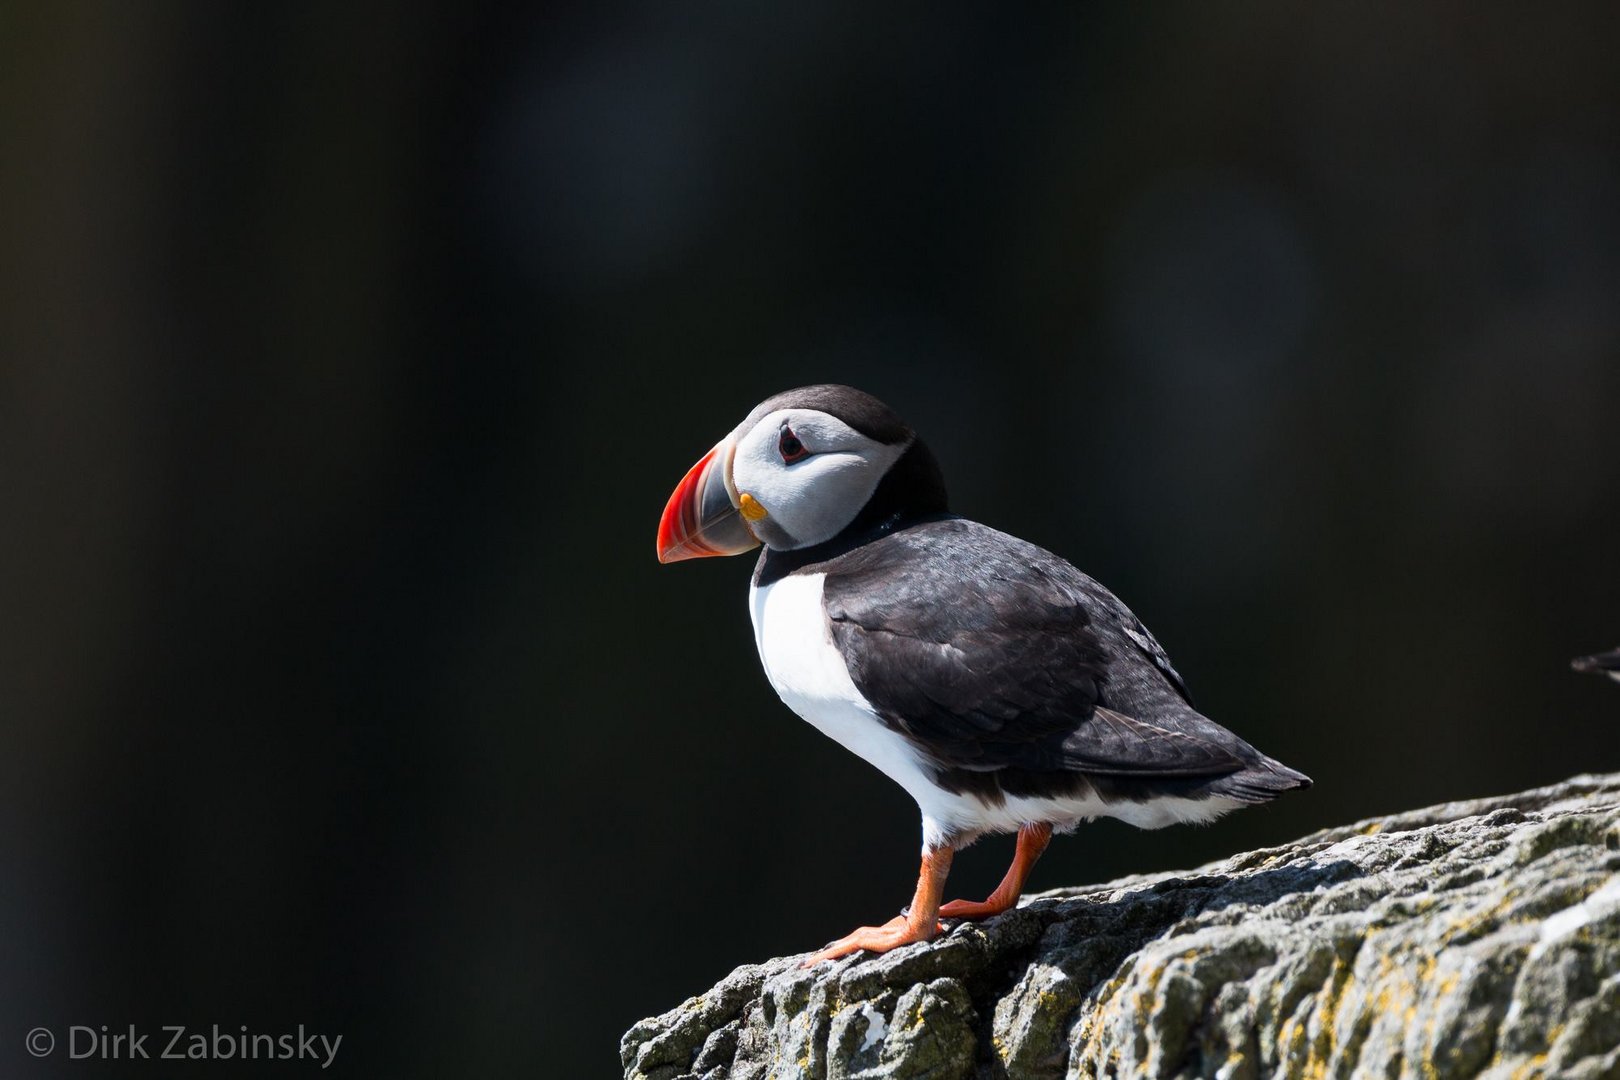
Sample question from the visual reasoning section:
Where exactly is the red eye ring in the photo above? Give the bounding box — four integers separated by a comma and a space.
778, 426, 809, 464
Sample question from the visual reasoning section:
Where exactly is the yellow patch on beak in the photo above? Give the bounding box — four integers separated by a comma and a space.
738, 493, 768, 522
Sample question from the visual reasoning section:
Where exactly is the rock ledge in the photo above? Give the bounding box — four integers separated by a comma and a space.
623, 774, 1620, 1079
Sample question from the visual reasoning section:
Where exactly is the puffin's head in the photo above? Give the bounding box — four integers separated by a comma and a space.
656, 384, 947, 563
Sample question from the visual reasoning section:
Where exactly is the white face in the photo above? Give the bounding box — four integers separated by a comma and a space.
729, 408, 908, 550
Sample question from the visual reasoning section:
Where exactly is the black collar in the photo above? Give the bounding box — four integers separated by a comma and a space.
753, 509, 964, 587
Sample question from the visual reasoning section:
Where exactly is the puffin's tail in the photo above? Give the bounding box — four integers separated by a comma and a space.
1209, 756, 1313, 805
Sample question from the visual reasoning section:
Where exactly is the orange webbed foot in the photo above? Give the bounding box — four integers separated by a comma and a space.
803, 845, 957, 966
936, 895, 1017, 920
802, 915, 946, 966
934, 823, 1052, 923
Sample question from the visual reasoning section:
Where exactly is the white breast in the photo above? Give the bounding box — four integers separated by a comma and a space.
748, 573, 944, 813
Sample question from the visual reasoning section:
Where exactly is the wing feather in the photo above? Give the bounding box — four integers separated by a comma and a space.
821, 520, 1255, 780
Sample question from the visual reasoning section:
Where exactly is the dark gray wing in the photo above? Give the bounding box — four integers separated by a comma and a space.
820, 519, 1256, 779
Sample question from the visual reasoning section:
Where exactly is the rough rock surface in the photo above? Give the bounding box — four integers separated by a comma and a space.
622, 774, 1620, 1079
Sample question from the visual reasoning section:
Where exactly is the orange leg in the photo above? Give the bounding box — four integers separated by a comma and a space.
937, 822, 1053, 920
804, 846, 955, 966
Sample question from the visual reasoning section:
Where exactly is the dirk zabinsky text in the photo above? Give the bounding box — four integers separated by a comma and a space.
25, 1025, 342, 1069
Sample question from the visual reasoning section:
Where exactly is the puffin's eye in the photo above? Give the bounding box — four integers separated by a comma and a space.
778, 427, 809, 464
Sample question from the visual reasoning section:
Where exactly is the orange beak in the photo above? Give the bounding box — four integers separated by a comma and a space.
656, 437, 761, 563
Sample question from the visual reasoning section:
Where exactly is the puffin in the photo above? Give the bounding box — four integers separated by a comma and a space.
655, 384, 1311, 964
1572, 648, 1620, 683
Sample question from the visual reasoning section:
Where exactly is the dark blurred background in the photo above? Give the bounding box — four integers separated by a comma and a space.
3, 4, 1618, 1076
